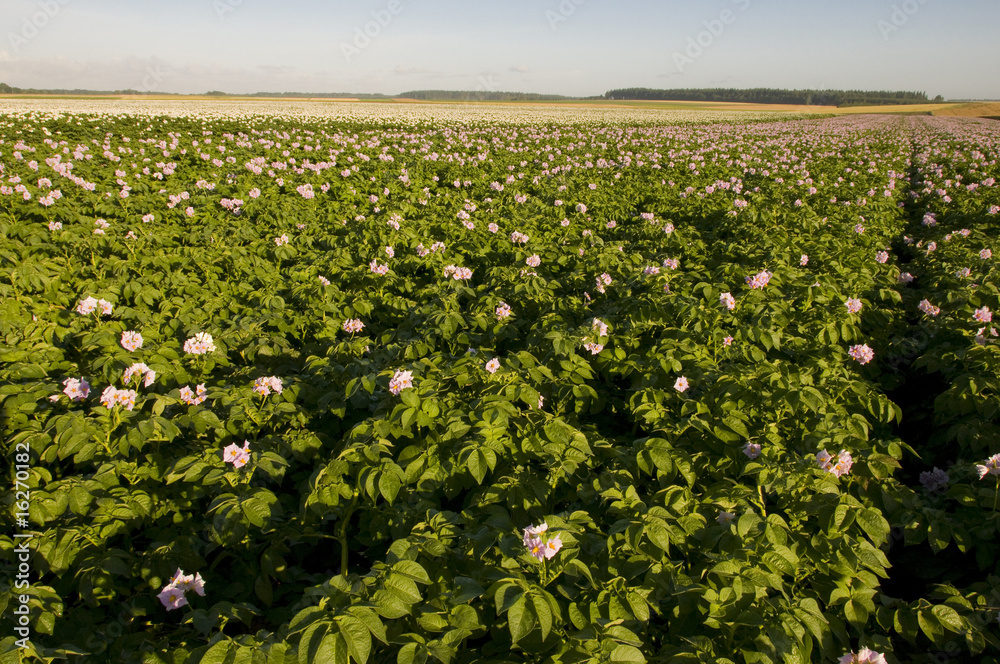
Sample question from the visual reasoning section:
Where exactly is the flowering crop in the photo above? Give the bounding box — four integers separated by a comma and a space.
183, 332, 216, 355
3, 105, 998, 664
120, 330, 144, 351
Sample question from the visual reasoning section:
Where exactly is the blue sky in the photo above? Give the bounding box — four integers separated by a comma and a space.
1, 0, 998, 99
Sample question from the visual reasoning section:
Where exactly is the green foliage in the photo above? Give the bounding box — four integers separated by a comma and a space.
0, 110, 998, 664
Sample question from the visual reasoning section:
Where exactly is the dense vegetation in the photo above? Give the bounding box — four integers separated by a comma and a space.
1, 109, 998, 664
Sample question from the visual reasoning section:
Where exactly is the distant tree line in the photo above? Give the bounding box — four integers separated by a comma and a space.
0, 82, 948, 107
396, 90, 571, 102
603, 88, 943, 107
0, 82, 174, 96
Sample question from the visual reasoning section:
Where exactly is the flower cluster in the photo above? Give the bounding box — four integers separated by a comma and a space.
918, 299, 940, 317
875, 251, 889, 264
976, 327, 999, 345
848, 344, 874, 365
845, 298, 863, 314
123, 363, 156, 387
720, 292, 736, 310
389, 369, 413, 395
100, 386, 138, 411
595, 272, 612, 294
976, 453, 1000, 480
343, 319, 365, 334
495, 302, 512, 320
223, 440, 251, 468
800, 254, 809, 266
745, 270, 772, 290
158, 568, 205, 611
252, 376, 283, 397
919, 467, 949, 492
526, 254, 541, 268
510, 231, 529, 244
179, 384, 208, 406
274, 234, 289, 246
898, 272, 915, 284
369, 259, 389, 276
973, 307, 992, 324
838, 648, 887, 664
183, 332, 216, 355
76, 296, 113, 316
817, 449, 854, 477
523, 523, 562, 562
662, 258, 679, 270
120, 331, 144, 352
62, 377, 90, 401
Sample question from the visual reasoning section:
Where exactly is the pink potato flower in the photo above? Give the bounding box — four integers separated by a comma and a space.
389, 369, 413, 395
817, 449, 854, 478
839, 648, 887, 664
848, 344, 874, 365
158, 568, 206, 611
183, 332, 216, 355
62, 377, 90, 401
343, 318, 365, 334
976, 453, 1000, 480
918, 300, 940, 317
523, 522, 562, 561
252, 376, 283, 397
179, 384, 208, 406
223, 441, 251, 469
121, 330, 143, 352
674, 376, 689, 393
745, 270, 772, 290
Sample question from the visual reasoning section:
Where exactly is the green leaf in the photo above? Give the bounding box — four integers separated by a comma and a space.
200, 640, 234, 664
346, 606, 388, 644
930, 605, 964, 633
379, 471, 401, 504
531, 594, 552, 640
844, 600, 869, 629
918, 609, 945, 643
241, 498, 269, 528
397, 643, 427, 664
507, 596, 535, 644
610, 645, 646, 663
337, 615, 372, 664
855, 507, 889, 544
645, 517, 670, 553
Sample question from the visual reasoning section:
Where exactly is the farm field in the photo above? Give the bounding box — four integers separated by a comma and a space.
1, 103, 1000, 664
